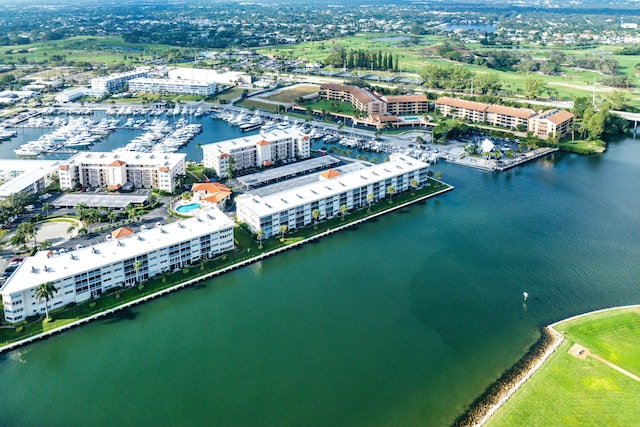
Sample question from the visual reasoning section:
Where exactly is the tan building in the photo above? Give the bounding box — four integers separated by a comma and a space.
528, 109, 575, 140
319, 84, 428, 117
435, 97, 574, 140
58, 151, 185, 192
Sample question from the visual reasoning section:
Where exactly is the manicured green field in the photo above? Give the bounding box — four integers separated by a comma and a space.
556, 308, 640, 377
487, 307, 640, 427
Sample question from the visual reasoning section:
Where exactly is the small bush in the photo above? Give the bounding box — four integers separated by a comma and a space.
89, 301, 97, 308
15, 326, 24, 333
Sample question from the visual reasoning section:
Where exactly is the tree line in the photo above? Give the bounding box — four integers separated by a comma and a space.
323, 47, 399, 72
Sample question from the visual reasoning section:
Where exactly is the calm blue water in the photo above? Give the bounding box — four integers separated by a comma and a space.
0, 118, 639, 426
0, 110, 255, 163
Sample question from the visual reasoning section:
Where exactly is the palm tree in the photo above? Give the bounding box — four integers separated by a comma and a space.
339, 204, 348, 220
410, 179, 418, 195
386, 185, 395, 203
41, 202, 51, 217
107, 211, 118, 224
256, 230, 264, 249
311, 209, 320, 229
17, 221, 37, 248
132, 259, 143, 282
39, 240, 52, 251
279, 224, 288, 241
435, 171, 442, 180
67, 223, 77, 236
75, 202, 87, 220
366, 192, 374, 213
34, 281, 58, 320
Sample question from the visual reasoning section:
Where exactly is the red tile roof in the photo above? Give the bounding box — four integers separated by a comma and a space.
111, 227, 134, 240
319, 169, 341, 179
109, 160, 126, 167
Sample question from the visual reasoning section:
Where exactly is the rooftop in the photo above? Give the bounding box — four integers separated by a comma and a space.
1, 207, 234, 296
237, 154, 428, 217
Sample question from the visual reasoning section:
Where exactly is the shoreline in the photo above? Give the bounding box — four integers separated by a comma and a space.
454, 304, 640, 426
0, 185, 453, 354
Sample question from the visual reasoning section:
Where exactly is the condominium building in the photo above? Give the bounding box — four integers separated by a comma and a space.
319, 84, 428, 117
202, 129, 311, 178
435, 97, 536, 128
91, 69, 149, 94
236, 154, 429, 238
168, 68, 251, 85
0, 208, 235, 324
0, 159, 60, 199
58, 151, 185, 193
435, 97, 574, 139
528, 109, 575, 140
128, 77, 217, 96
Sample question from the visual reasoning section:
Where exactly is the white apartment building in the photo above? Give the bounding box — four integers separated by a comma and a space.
58, 151, 185, 193
1, 208, 235, 324
168, 68, 252, 85
128, 77, 217, 96
236, 154, 429, 238
91, 69, 149, 94
202, 129, 311, 178
0, 159, 60, 199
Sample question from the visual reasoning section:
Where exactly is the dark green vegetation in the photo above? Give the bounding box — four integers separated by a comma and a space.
488, 308, 640, 427
0, 179, 451, 348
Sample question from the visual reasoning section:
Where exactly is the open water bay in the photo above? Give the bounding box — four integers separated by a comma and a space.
0, 131, 639, 426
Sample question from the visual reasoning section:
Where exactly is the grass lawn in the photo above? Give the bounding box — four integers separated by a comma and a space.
555, 308, 640, 377
235, 99, 279, 113
487, 307, 640, 427
260, 84, 320, 103
558, 139, 606, 154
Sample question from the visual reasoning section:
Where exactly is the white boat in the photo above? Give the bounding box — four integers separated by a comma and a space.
14, 146, 42, 156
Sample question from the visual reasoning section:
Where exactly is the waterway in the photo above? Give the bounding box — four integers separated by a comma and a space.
0, 121, 639, 425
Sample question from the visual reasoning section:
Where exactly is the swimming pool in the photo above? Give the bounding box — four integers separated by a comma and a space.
402, 117, 420, 122
175, 202, 201, 213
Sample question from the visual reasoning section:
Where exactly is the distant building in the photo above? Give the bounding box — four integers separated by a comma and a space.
236, 154, 429, 238
435, 97, 574, 140
58, 151, 185, 193
168, 68, 252, 85
91, 69, 149, 94
528, 109, 575, 140
0, 159, 60, 199
319, 83, 428, 117
202, 128, 311, 178
128, 77, 217, 96
55, 87, 105, 103
1, 208, 235, 324
435, 97, 536, 129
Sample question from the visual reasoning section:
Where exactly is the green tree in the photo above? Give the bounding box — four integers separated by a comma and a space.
311, 209, 320, 229
409, 179, 418, 195
34, 281, 58, 320
279, 224, 288, 241
226, 156, 236, 179
41, 202, 51, 217
366, 192, 374, 213
17, 221, 37, 248
386, 185, 395, 203
256, 229, 264, 249
339, 204, 348, 220
523, 76, 545, 100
